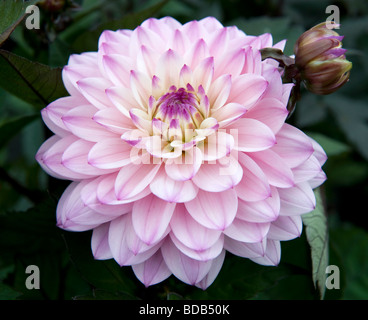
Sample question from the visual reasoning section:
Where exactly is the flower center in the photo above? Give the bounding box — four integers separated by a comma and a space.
154, 86, 204, 131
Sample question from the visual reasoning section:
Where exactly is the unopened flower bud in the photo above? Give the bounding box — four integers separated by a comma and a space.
39, 0, 66, 12
294, 22, 352, 95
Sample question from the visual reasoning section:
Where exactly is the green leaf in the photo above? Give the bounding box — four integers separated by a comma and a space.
0, 0, 39, 46
302, 188, 329, 299
0, 50, 68, 109
326, 95, 368, 161
0, 283, 22, 300
0, 114, 39, 150
329, 225, 368, 300
71, 0, 170, 53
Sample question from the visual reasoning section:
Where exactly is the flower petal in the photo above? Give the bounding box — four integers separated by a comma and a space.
268, 215, 303, 240
278, 182, 316, 216
165, 147, 202, 181
235, 152, 271, 202
224, 236, 266, 258
192, 154, 243, 192
223, 219, 270, 243
150, 169, 199, 203
250, 239, 281, 266
161, 238, 212, 285
115, 161, 161, 200
132, 194, 176, 245
195, 250, 226, 290
185, 189, 238, 230
132, 250, 171, 287
170, 204, 222, 251
92, 223, 113, 260
230, 118, 276, 152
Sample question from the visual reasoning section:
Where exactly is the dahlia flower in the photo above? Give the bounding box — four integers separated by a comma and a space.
36, 17, 327, 289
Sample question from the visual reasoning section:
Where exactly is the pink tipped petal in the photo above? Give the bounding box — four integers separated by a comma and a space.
230, 118, 276, 152
195, 250, 226, 290
273, 124, 315, 168
92, 223, 113, 260
245, 97, 288, 134
268, 215, 303, 241
250, 239, 281, 266
170, 232, 224, 261
170, 204, 222, 251
102, 54, 132, 87
184, 38, 210, 70
88, 138, 132, 169
132, 250, 171, 287
223, 218, 270, 243
77, 77, 113, 109
161, 239, 212, 285
192, 57, 214, 93
108, 214, 160, 266
62, 105, 116, 142
237, 188, 279, 223
165, 147, 202, 181
115, 162, 161, 200
132, 194, 176, 245
235, 152, 271, 202
309, 170, 327, 189
224, 237, 266, 259
192, 154, 243, 192
41, 96, 86, 136
62, 139, 115, 176
185, 189, 238, 230
211, 103, 247, 128
106, 86, 140, 117
150, 169, 199, 203
57, 182, 110, 231
293, 155, 323, 184
228, 74, 268, 108
207, 74, 232, 110
93, 107, 135, 134
278, 182, 316, 216
156, 49, 184, 90
310, 137, 328, 166
41, 135, 93, 180
249, 149, 295, 188
214, 48, 246, 79
130, 70, 152, 109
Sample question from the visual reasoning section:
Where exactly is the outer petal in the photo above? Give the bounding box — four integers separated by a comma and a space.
195, 250, 226, 290
250, 239, 281, 266
278, 182, 316, 216
88, 138, 133, 169
268, 215, 303, 240
249, 149, 294, 188
223, 218, 270, 243
230, 118, 276, 152
57, 181, 109, 231
92, 223, 113, 260
132, 194, 176, 245
161, 239, 212, 285
225, 236, 267, 259
132, 250, 171, 287
235, 152, 271, 202
185, 189, 238, 230
108, 214, 161, 266
170, 204, 222, 251
273, 124, 314, 168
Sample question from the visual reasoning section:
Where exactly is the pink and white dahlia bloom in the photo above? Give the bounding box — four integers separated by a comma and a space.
36, 17, 327, 289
